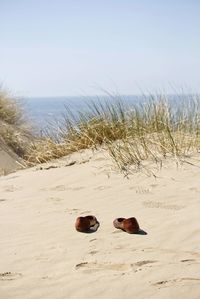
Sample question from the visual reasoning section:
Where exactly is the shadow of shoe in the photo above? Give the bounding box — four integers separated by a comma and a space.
137, 229, 147, 235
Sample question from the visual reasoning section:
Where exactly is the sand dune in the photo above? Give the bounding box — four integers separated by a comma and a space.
0, 149, 200, 299
0, 140, 25, 176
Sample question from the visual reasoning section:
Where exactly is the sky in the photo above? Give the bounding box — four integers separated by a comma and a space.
0, 0, 200, 97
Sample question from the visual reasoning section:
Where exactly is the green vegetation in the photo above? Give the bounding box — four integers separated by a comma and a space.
1, 88, 200, 174
27, 95, 200, 173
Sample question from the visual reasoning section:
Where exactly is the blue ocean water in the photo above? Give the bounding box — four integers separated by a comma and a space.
23, 95, 141, 131
23, 97, 84, 129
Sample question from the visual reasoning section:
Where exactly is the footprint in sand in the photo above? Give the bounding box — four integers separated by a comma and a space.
2, 185, 21, 192
180, 259, 196, 263
42, 185, 67, 191
70, 186, 85, 191
48, 185, 85, 192
75, 260, 157, 273
150, 184, 158, 188
89, 238, 97, 243
65, 208, 80, 215
0, 198, 7, 202
0, 272, 22, 281
94, 186, 111, 191
114, 245, 125, 250
135, 260, 157, 267
75, 262, 132, 272
64, 208, 92, 215
88, 250, 98, 255
130, 186, 151, 194
153, 277, 200, 288
47, 197, 64, 203
143, 200, 184, 211
50, 185, 68, 191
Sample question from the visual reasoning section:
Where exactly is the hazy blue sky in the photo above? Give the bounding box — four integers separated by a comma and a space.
0, 0, 200, 96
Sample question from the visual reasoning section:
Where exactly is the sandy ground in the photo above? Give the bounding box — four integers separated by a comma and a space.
0, 149, 200, 299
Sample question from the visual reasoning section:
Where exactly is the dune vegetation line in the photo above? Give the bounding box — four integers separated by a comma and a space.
1, 88, 200, 174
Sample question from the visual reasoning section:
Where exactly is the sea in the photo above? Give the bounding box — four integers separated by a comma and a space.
22, 95, 142, 132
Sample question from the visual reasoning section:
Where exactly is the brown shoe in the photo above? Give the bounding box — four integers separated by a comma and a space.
113, 217, 140, 234
75, 215, 99, 233
113, 218, 125, 229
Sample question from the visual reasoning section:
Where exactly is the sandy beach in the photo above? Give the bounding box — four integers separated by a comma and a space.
0, 149, 200, 299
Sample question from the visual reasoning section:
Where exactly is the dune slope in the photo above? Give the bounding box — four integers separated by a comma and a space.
0, 149, 200, 299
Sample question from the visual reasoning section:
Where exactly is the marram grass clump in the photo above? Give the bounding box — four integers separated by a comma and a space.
0, 89, 34, 159
0, 90, 24, 125
27, 95, 200, 174
105, 96, 200, 174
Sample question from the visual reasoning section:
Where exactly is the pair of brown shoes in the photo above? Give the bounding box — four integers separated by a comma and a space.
75, 215, 141, 234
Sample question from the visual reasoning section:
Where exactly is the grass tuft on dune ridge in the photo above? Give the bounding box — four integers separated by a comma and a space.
27, 95, 200, 174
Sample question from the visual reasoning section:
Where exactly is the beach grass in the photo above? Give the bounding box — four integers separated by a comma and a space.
0, 89, 34, 159
1, 89, 200, 173
26, 94, 200, 173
